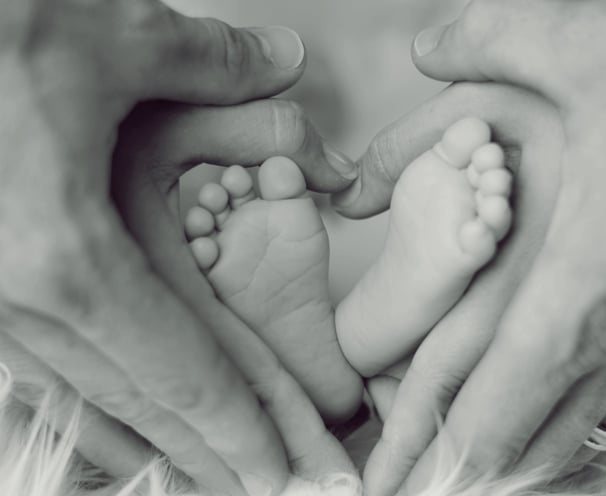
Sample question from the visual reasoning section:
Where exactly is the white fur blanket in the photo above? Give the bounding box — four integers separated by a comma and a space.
0, 374, 604, 496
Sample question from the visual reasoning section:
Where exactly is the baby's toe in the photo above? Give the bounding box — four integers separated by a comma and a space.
471, 142, 505, 172
198, 182, 230, 228
190, 237, 219, 271
258, 156, 307, 201
459, 219, 497, 265
185, 206, 215, 240
479, 169, 513, 197
221, 165, 256, 209
478, 195, 512, 241
434, 118, 491, 169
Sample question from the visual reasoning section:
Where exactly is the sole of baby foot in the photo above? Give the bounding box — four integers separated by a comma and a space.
336, 118, 513, 377
186, 158, 362, 423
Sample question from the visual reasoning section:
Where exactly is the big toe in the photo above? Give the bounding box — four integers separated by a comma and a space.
258, 156, 307, 201
434, 117, 491, 169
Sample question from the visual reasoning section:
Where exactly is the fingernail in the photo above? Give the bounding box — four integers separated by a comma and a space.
323, 143, 359, 181
249, 26, 305, 70
414, 25, 448, 57
241, 474, 273, 496
0, 362, 13, 402
331, 178, 362, 210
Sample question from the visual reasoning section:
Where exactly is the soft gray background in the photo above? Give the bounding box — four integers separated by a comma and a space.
169, 0, 468, 301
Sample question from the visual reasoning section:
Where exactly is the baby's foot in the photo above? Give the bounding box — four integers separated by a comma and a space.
336, 118, 513, 377
185, 158, 362, 422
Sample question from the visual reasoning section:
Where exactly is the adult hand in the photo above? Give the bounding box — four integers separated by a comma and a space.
334, 1, 606, 493
0, 2, 358, 495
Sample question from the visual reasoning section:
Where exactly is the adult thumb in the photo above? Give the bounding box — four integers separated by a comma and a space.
411, 21, 489, 84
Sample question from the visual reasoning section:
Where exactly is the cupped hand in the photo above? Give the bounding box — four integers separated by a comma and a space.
334, 1, 606, 494
0, 1, 358, 495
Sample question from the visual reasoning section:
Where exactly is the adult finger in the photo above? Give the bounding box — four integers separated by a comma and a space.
411, 0, 602, 107
0, 292, 265, 495
113, 138, 357, 482
362, 85, 564, 496
366, 359, 412, 421
517, 368, 606, 476
402, 94, 606, 492
109, 0, 306, 104
364, 254, 530, 496
2, 206, 290, 496
332, 82, 556, 219
405, 246, 606, 494
0, 332, 153, 481
117, 100, 358, 194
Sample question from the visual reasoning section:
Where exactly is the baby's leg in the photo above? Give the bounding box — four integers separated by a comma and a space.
336, 118, 513, 376
185, 158, 362, 423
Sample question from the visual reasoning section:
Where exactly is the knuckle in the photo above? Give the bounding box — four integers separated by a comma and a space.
366, 132, 402, 185
408, 354, 465, 405
204, 19, 250, 78
89, 388, 154, 425
269, 100, 308, 154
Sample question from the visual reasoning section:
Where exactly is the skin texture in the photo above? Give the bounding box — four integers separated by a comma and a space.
336, 118, 513, 379
0, 2, 359, 495
185, 159, 364, 424
333, 1, 606, 494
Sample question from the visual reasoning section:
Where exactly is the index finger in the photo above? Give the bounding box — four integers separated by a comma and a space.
113, 121, 358, 482
2, 214, 288, 496
102, 0, 307, 104
405, 242, 606, 493
117, 100, 359, 195
332, 82, 556, 219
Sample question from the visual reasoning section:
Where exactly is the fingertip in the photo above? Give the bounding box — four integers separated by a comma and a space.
411, 21, 487, 83
367, 375, 399, 421
148, 15, 306, 104
412, 23, 454, 81
247, 26, 306, 71
330, 169, 393, 220
330, 178, 362, 213
363, 437, 403, 496
413, 24, 449, 58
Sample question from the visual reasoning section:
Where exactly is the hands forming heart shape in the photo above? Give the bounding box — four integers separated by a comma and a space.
1, 2, 606, 496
